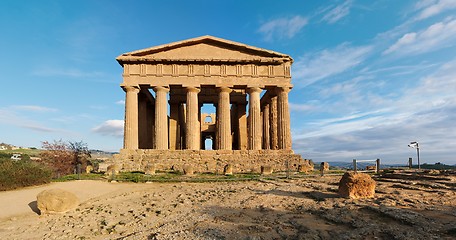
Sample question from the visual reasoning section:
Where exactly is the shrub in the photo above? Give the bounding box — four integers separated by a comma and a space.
0, 159, 52, 191
38, 140, 91, 177
0, 152, 12, 159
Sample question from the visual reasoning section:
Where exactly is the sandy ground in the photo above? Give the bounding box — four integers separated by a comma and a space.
0, 171, 454, 240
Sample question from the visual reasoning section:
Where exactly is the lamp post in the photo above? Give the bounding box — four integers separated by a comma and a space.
408, 141, 420, 170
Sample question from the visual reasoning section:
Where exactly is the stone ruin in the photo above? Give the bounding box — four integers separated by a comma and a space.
112, 36, 307, 174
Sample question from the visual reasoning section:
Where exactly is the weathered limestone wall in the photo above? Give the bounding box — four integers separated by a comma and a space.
113, 150, 307, 174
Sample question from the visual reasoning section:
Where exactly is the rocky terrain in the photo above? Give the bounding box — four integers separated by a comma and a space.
0, 170, 454, 239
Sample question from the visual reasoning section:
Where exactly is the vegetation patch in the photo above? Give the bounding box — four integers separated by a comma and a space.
53, 173, 105, 182
0, 158, 52, 191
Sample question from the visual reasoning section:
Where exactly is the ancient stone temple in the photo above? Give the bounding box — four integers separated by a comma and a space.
113, 35, 306, 173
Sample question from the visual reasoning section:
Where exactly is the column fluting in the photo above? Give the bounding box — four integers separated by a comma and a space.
248, 87, 262, 150
216, 87, 232, 150
270, 96, 278, 150
123, 86, 140, 149
186, 86, 200, 150
277, 87, 292, 150
154, 86, 169, 150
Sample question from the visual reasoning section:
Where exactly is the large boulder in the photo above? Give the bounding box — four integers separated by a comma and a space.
338, 172, 376, 199
37, 189, 79, 214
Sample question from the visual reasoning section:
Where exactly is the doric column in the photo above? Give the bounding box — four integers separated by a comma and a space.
263, 103, 270, 149
248, 87, 262, 150
186, 86, 200, 150
154, 86, 169, 150
216, 87, 232, 150
123, 86, 140, 149
270, 96, 278, 150
277, 87, 292, 150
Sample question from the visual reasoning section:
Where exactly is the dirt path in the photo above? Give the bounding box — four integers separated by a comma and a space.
0, 172, 454, 239
0, 180, 130, 219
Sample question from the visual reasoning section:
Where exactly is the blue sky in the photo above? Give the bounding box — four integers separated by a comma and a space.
1, 0, 455, 164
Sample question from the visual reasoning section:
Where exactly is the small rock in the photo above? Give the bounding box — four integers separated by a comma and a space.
183, 165, 194, 175
144, 164, 156, 175
85, 165, 94, 173
224, 164, 233, 175
298, 160, 314, 173
106, 164, 122, 176
320, 162, 330, 172
261, 166, 273, 175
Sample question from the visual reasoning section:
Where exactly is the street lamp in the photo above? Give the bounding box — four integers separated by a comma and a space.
408, 141, 420, 170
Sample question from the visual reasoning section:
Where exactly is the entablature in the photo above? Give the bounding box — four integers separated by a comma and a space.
122, 62, 291, 79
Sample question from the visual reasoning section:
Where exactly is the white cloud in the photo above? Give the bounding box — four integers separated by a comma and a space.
258, 16, 308, 41
116, 100, 125, 105
292, 43, 372, 87
292, 58, 456, 164
415, 0, 456, 20
12, 105, 58, 112
321, 0, 352, 24
384, 18, 456, 55
21, 124, 57, 133
92, 120, 124, 137
401, 59, 456, 109
0, 107, 63, 133
295, 101, 456, 164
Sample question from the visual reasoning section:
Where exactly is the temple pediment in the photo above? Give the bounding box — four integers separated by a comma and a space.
117, 35, 292, 64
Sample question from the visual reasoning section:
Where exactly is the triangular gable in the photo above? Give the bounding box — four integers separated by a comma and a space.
116, 35, 292, 64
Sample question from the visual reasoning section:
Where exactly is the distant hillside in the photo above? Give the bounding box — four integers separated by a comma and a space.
90, 150, 117, 158
417, 163, 456, 170
326, 161, 456, 170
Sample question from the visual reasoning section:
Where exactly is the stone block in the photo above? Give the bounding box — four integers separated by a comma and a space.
261, 165, 273, 175
223, 164, 233, 175
183, 165, 194, 175
144, 164, 156, 175
298, 163, 313, 173
97, 163, 110, 173
338, 172, 376, 199
365, 165, 376, 171
85, 165, 93, 174
37, 189, 79, 214
106, 164, 122, 176
320, 162, 330, 171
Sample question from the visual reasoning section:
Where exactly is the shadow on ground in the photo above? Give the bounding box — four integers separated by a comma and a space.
28, 201, 40, 215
